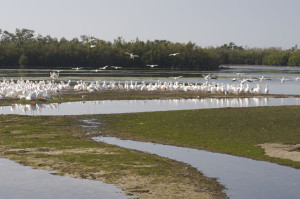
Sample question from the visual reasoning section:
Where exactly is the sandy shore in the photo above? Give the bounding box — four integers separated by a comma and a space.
259, 143, 300, 162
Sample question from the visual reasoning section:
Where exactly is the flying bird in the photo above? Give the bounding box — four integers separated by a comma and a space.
90, 44, 96, 48
147, 64, 158, 68
99, 66, 109, 70
170, 76, 183, 80
72, 67, 83, 71
125, 52, 139, 60
169, 53, 179, 56
111, 66, 122, 69
203, 74, 216, 81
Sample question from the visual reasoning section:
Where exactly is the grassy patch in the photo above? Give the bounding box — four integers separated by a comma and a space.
0, 114, 226, 199
97, 106, 300, 168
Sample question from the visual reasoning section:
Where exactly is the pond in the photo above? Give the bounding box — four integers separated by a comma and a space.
1, 65, 300, 198
93, 136, 300, 199
0, 158, 129, 199
1, 98, 300, 115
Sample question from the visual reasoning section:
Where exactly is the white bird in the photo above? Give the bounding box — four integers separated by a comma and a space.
169, 53, 179, 56
90, 44, 96, 48
111, 66, 122, 69
243, 78, 255, 82
99, 66, 109, 70
253, 84, 261, 94
265, 84, 269, 94
259, 76, 265, 82
203, 74, 216, 81
231, 78, 239, 82
147, 64, 158, 68
170, 76, 183, 80
258, 76, 272, 82
72, 67, 82, 71
50, 71, 59, 79
125, 52, 139, 60
236, 73, 245, 76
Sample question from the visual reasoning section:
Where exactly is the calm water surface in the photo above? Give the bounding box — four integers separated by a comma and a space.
1, 66, 300, 95
0, 158, 128, 199
1, 98, 300, 115
1, 65, 300, 198
93, 137, 300, 199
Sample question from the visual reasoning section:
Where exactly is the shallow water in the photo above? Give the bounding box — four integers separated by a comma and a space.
1, 98, 300, 115
0, 158, 128, 199
1, 65, 300, 198
93, 137, 300, 199
1, 65, 300, 95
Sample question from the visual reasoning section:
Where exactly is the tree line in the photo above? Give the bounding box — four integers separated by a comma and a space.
0, 28, 299, 69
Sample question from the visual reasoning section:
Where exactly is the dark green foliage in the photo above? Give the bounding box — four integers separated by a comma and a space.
1, 28, 300, 69
18, 54, 28, 66
288, 51, 300, 66
0, 28, 220, 69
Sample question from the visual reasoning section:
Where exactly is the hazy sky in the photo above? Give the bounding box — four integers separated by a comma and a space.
1, 0, 299, 49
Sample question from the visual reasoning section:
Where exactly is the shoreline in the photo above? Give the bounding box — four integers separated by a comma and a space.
1, 90, 299, 106
0, 114, 227, 199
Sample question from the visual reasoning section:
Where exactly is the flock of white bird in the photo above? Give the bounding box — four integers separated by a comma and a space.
0, 79, 71, 100
0, 76, 271, 100
74, 79, 270, 94
65, 51, 179, 73
2, 47, 298, 101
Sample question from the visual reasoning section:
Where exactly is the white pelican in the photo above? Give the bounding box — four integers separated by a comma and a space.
258, 76, 272, 82
72, 67, 83, 71
203, 74, 216, 81
147, 64, 158, 68
125, 52, 139, 60
170, 76, 183, 80
259, 76, 265, 82
169, 53, 179, 56
50, 71, 59, 79
253, 84, 261, 94
265, 84, 269, 94
90, 44, 96, 48
99, 66, 109, 70
236, 73, 245, 76
111, 66, 122, 69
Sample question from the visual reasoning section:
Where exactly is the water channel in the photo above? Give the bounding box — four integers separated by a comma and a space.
0, 158, 128, 199
1, 98, 300, 115
93, 136, 300, 199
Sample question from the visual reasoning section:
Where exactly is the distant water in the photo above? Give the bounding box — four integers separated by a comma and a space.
94, 136, 300, 199
0, 158, 128, 199
1, 65, 300, 95
1, 98, 300, 116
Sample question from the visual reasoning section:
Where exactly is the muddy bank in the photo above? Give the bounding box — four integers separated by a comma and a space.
259, 143, 300, 162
